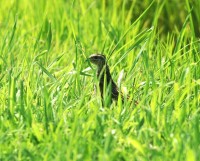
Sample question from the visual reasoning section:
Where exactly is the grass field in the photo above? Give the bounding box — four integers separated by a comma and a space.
0, 0, 200, 160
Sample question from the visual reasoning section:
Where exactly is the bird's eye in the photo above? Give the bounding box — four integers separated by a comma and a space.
93, 56, 98, 60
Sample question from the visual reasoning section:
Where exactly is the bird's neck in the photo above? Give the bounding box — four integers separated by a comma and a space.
97, 64, 112, 82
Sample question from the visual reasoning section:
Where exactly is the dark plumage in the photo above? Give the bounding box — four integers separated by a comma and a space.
89, 54, 122, 105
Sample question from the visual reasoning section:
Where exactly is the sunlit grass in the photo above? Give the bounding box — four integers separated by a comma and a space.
0, 0, 199, 160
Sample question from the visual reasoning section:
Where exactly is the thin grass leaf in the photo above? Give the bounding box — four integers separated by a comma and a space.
36, 62, 57, 81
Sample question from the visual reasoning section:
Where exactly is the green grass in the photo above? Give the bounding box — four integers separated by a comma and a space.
0, 0, 200, 160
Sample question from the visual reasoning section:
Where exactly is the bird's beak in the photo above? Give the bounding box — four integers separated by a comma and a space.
86, 57, 95, 70
85, 58, 90, 63
85, 57, 90, 63
86, 57, 93, 67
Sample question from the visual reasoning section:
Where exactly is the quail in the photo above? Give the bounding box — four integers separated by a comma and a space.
89, 54, 125, 106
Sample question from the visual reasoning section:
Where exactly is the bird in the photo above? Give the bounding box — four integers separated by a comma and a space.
89, 53, 130, 106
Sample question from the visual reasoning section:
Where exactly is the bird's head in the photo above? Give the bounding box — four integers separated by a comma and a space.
89, 54, 106, 68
